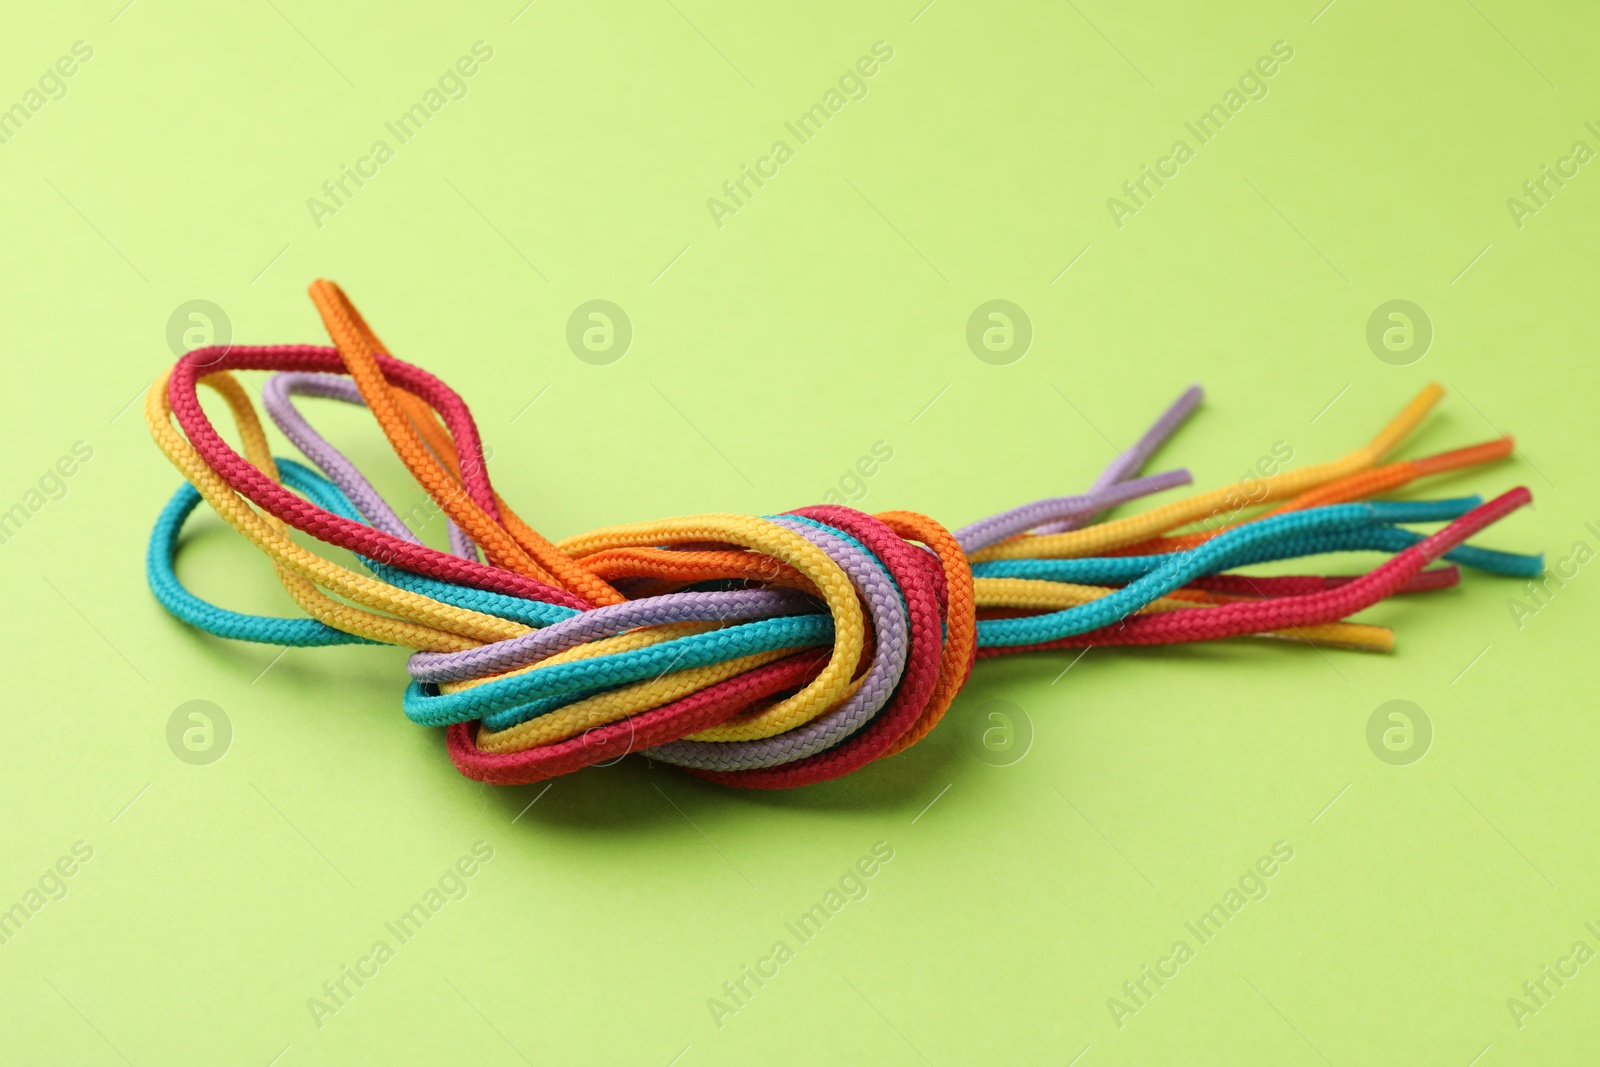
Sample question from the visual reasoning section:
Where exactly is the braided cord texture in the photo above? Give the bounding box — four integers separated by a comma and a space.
142, 280, 1540, 790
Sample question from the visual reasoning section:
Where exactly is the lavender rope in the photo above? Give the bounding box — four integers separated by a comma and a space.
1030, 384, 1203, 535
408, 587, 821, 683
953, 469, 1193, 555
262, 372, 479, 559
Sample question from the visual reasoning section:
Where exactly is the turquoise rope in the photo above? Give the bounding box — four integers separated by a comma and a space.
1366, 497, 1480, 523
146, 478, 375, 647
976, 503, 1411, 648
147, 459, 579, 648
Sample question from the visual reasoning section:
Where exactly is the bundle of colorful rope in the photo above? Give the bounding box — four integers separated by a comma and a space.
144, 281, 1543, 789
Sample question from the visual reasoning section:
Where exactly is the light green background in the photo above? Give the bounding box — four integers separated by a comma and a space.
1, 0, 1597, 1063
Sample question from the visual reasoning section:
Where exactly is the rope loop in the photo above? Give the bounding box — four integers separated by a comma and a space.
143, 281, 1543, 789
